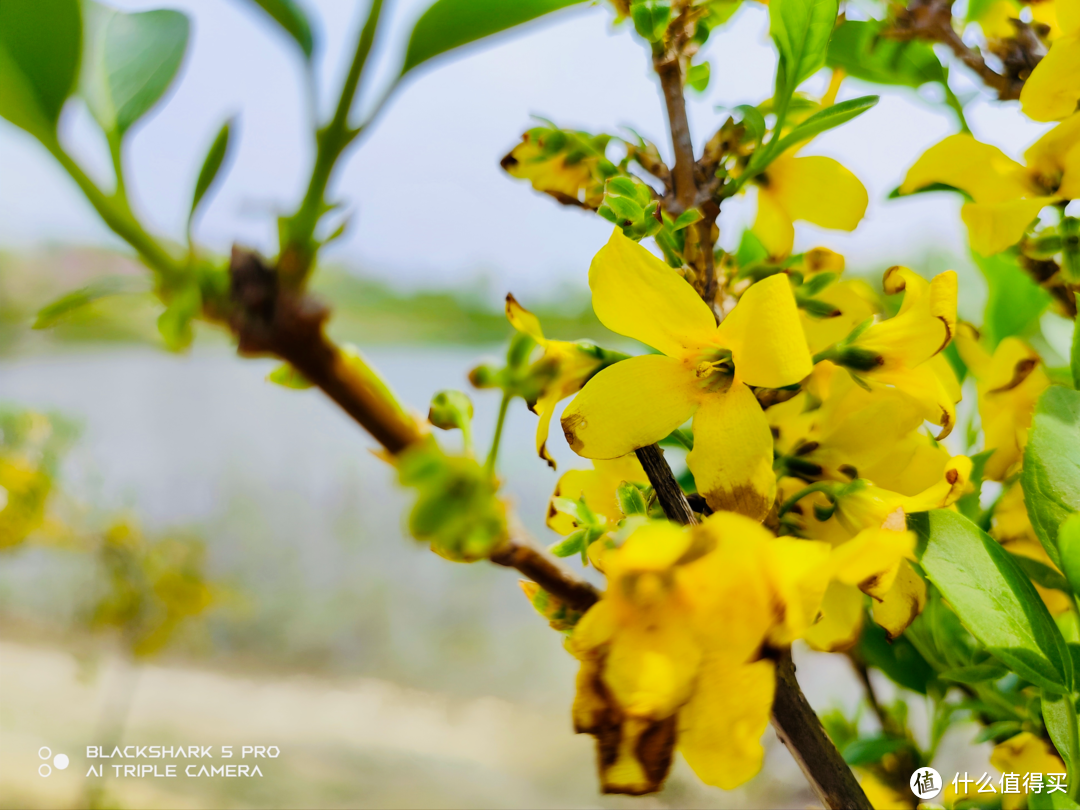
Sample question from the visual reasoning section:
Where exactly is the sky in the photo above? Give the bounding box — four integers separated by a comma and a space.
0, 0, 1057, 298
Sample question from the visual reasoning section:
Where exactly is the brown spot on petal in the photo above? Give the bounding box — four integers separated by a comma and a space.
989, 357, 1039, 394
946, 468, 959, 485
704, 483, 770, 522
634, 716, 677, 792
561, 412, 585, 452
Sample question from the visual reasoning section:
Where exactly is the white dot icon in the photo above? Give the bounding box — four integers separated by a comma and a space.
38, 747, 51, 760
54, 754, 69, 770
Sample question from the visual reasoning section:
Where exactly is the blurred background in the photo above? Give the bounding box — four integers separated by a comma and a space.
1, 0, 1075, 808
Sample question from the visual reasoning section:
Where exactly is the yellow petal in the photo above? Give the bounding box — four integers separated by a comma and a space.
615, 519, 693, 572
603, 619, 701, 718
991, 732, 1066, 779
1020, 34, 1080, 122
767, 154, 868, 232
962, 197, 1054, 256
901, 455, 972, 512
598, 716, 676, 795
678, 657, 776, 790
871, 559, 926, 639
534, 390, 560, 469
717, 273, 814, 388
800, 279, 879, 356
977, 0, 1022, 38
568, 599, 617, 659
831, 527, 917, 598
859, 771, 913, 810
868, 363, 959, 438
766, 537, 832, 644
1023, 112, 1080, 187
561, 354, 700, 459
686, 383, 776, 521
857, 267, 956, 369
505, 293, 547, 344
1061, 0, 1080, 35
978, 337, 1050, 481
804, 581, 865, 651
753, 186, 795, 257
901, 134, 1031, 202
589, 228, 717, 356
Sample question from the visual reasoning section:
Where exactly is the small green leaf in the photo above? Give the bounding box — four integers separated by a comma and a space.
81, 2, 190, 136
687, 61, 710, 93
616, 482, 648, 517
1014, 552, 1074, 594
1043, 691, 1080, 796
734, 104, 767, 147
771, 95, 878, 155
826, 19, 945, 88
33, 275, 148, 329
973, 720, 1024, 743
939, 664, 1009, 684
266, 363, 313, 389
975, 250, 1052, 349
428, 390, 474, 432
0, 0, 82, 139
402, 0, 587, 75
856, 617, 934, 694
672, 208, 703, 231
630, 0, 671, 42
1072, 294, 1080, 390
1023, 387, 1080, 568
550, 528, 587, 558
915, 509, 1074, 693
189, 118, 234, 226
237, 0, 314, 58
841, 735, 909, 767
1030, 791, 1080, 810
769, 0, 839, 95
157, 282, 201, 351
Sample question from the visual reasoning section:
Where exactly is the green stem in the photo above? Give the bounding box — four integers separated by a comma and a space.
485, 391, 511, 476
942, 82, 971, 135
46, 139, 183, 283
282, 0, 386, 279
779, 481, 836, 516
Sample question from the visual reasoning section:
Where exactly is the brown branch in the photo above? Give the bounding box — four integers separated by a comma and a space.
227, 246, 601, 612
491, 542, 600, 612
773, 650, 874, 810
635, 444, 698, 525
891, 0, 1029, 100
654, 56, 696, 212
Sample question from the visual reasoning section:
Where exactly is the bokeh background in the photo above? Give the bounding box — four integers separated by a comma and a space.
1, 0, 1076, 808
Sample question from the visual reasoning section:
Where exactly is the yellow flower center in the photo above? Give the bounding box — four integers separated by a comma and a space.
688, 348, 735, 393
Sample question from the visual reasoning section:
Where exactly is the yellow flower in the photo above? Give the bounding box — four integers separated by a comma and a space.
547, 455, 648, 536
568, 512, 830, 793
955, 324, 1050, 481
1021, 0, 1080, 121
991, 732, 1067, 810
562, 229, 813, 521
501, 129, 608, 207
751, 148, 869, 257
505, 293, 624, 468
829, 266, 960, 438
901, 118, 1080, 254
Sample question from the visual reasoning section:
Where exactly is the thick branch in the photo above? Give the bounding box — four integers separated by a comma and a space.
635, 444, 698, 525
772, 651, 874, 810
655, 57, 696, 211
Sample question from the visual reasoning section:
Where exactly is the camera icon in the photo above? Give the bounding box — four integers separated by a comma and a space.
38, 747, 69, 777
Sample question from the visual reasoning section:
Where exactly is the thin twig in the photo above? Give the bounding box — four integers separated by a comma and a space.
654, 56, 696, 212
490, 542, 600, 612
635, 444, 698, 525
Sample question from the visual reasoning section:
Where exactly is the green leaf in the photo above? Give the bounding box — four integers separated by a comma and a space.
915, 509, 1074, 692
687, 61, 710, 93
973, 720, 1024, 743
1072, 294, 1080, 390
33, 275, 148, 329
0, 0, 82, 139
841, 735, 909, 767
81, 2, 189, 136
1023, 387, 1080, 568
939, 664, 1009, 684
157, 282, 201, 352
771, 94, 878, 154
974, 250, 1052, 349
616, 482, 648, 517
402, 0, 587, 75
189, 118, 234, 225
1059, 515, 1080, 598
237, 0, 314, 58
856, 617, 934, 694
769, 0, 839, 94
1014, 551, 1074, 594
550, 528, 588, 558
266, 363, 313, 389
1031, 792, 1080, 810
826, 19, 945, 88
630, 0, 671, 42
1043, 691, 1080, 796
